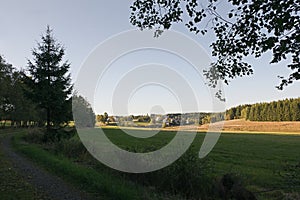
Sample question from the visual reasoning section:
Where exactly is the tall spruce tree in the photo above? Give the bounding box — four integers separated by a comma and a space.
24, 26, 72, 129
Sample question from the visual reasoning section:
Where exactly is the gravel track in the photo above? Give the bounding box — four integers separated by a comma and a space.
0, 132, 91, 200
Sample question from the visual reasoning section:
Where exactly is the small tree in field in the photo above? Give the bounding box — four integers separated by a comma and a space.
24, 26, 73, 129
72, 95, 95, 128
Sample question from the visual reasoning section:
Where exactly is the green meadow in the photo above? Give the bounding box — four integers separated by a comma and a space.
93, 128, 300, 189
11, 128, 300, 199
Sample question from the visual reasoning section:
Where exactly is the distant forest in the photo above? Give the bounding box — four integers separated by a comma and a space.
96, 98, 300, 129
226, 98, 300, 122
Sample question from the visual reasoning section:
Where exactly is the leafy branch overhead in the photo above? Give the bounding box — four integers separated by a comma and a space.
130, 0, 299, 89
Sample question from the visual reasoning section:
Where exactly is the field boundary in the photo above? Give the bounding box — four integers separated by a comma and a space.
97, 125, 300, 136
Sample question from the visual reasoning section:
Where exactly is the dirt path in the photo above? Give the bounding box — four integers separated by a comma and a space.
0, 132, 91, 200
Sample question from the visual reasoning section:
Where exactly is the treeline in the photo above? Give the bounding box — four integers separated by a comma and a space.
95, 97, 300, 128
0, 56, 39, 127
0, 56, 95, 128
226, 98, 300, 121
0, 27, 95, 129
96, 112, 226, 127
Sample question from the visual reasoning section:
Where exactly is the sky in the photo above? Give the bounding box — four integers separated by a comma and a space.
0, 0, 299, 115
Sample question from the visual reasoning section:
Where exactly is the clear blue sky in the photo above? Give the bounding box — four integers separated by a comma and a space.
0, 0, 299, 115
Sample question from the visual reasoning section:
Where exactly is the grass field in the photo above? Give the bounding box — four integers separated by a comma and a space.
81, 128, 300, 198
13, 127, 300, 199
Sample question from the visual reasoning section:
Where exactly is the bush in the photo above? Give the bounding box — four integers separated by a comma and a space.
125, 149, 214, 199
23, 128, 45, 144
54, 137, 87, 159
23, 127, 77, 144
158, 150, 213, 199
214, 173, 257, 200
42, 128, 76, 143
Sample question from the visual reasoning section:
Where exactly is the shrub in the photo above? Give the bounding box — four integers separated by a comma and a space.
125, 149, 214, 199
42, 128, 76, 143
54, 136, 88, 160
23, 128, 45, 144
23, 127, 76, 144
158, 150, 213, 199
214, 173, 257, 200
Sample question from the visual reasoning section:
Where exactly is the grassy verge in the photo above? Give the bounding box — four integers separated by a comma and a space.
12, 132, 165, 200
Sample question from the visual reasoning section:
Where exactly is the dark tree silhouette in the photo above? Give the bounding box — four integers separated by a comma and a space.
0, 56, 14, 126
0, 56, 39, 127
24, 26, 73, 129
130, 0, 299, 89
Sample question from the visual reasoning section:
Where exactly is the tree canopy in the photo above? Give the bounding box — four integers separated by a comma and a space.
0, 56, 14, 123
130, 0, 299, 89
0, 56, 39, 127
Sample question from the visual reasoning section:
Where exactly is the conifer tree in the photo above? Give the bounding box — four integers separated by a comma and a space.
24, 26, 72, 129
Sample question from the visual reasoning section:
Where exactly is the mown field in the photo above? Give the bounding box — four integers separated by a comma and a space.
97, 128, 300, 187
199, 119, 300, 133
12, 127, 300, 199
